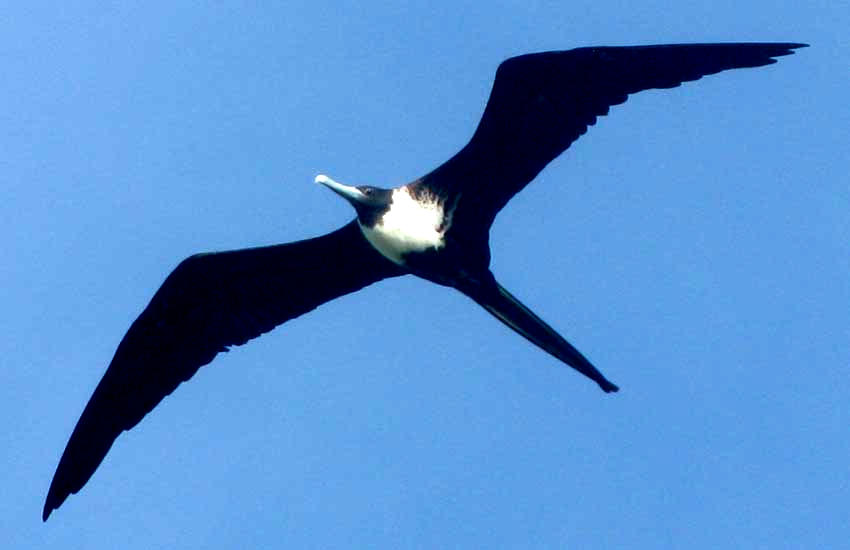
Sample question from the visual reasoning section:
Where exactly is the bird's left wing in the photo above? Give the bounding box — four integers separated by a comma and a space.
43, 220, 404, 520
415, 42, 806, 234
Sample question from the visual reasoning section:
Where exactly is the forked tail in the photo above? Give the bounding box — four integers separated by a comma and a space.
463, 278, 619, 393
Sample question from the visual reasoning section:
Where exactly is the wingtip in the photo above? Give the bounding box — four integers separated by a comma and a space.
783, 42, 810, 53
42, 482, 67, 522
42, 489, 61, 522
770, 42, 809, 57
600, 380, 620, 393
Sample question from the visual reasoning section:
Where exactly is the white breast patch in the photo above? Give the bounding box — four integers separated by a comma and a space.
360, 187, 448, 265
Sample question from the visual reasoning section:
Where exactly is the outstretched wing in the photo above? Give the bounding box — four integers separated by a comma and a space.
43, 221, 404, 520
415, 42, 806, 235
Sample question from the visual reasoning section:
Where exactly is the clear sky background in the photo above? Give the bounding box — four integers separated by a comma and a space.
3, 2, 847, 548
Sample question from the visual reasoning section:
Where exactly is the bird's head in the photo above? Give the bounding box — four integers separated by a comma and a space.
315, 174, 393, 225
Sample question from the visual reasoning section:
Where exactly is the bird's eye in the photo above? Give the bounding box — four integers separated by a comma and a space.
362, 187, 373, 195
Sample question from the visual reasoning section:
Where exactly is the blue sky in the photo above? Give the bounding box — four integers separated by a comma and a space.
4, 2, 848, 548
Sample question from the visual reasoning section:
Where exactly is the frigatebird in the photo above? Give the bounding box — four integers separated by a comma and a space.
43, 42, 806, 520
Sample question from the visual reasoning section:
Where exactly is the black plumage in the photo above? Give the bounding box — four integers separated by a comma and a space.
44, 42, 806, 520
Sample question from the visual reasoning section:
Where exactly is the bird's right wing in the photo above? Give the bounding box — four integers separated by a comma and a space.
43, 220, 404, 520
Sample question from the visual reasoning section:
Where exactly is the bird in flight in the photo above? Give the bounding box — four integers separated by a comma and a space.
43, 42, 806, 520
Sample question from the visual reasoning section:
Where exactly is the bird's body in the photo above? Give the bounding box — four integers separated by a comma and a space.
43, 42, 807, 521
356, 184, 453, 265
